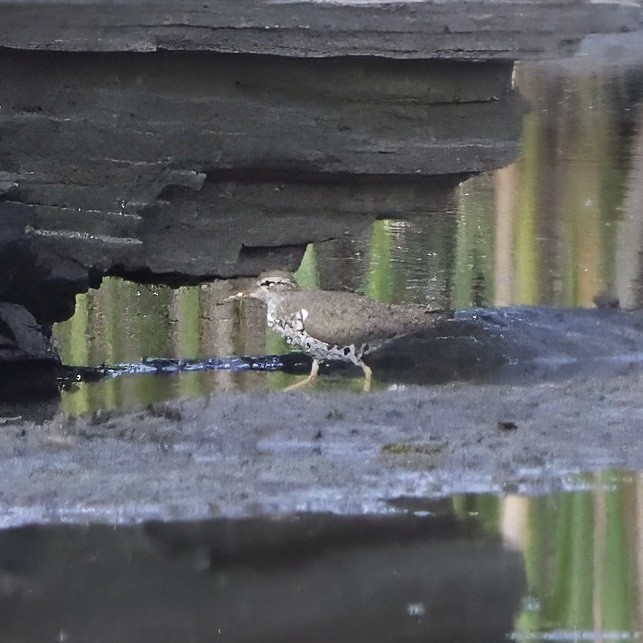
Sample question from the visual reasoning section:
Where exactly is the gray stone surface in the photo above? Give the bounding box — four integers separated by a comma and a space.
368, 305, 643, 384
1, 50, 521, 282
0, 0, 639, 60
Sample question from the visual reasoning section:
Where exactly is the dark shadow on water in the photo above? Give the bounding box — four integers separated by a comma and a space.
0, 509, 525, 643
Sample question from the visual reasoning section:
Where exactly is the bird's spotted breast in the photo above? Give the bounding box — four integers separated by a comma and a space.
265, 308, 366, 366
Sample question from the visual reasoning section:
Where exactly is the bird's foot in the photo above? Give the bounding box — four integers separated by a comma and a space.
285, 359, 320, 391
362, 364, 373, 392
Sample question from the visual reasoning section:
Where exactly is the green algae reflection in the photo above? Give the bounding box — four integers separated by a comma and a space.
514, 471, 639, 641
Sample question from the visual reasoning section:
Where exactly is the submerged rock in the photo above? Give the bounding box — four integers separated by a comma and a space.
0, 303, 60, 399
366, 306, 643, 385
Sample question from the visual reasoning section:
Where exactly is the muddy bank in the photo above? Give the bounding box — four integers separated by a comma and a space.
4, 303, 643, 522
0, 365, 641, 527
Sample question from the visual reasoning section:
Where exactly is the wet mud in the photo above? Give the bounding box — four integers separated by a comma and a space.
2, 305, 643, 526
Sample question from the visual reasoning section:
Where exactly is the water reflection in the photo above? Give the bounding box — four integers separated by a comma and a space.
513, 470, 642, 642
316, 61, 643, 310
1, 472, 641, 642
507, 62, 643, 309
53, 59, 643, 407
0, 502, 523, 643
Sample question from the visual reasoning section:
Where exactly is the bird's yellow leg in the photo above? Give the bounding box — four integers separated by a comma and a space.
361, 363, 373, 392
285, 358, 320, 391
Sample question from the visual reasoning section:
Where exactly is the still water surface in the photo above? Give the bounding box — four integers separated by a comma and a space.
1, 471, 640, 642
53, 57, 643, 410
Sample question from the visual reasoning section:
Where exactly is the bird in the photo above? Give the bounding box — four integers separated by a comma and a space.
224, 271, 446, 390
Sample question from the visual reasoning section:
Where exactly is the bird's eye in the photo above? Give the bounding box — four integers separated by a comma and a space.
259, 276, 290, 287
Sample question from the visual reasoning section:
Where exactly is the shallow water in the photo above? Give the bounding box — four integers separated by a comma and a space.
1, 470, 640, 642
53, 56, 643, 410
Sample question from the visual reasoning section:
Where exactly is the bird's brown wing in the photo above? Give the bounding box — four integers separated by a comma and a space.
291, 292, 440, 346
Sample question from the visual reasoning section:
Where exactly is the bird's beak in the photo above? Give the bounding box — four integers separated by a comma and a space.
219, 291, 246, 304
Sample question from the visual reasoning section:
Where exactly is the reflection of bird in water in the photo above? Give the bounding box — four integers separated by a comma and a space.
226, 271, 446, 390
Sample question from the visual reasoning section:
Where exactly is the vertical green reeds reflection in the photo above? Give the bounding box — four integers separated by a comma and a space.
599, 473, 636, 631
510, 64, 634, 308
558, 75, 618, 307
173, 286, 204, 398
295, 243, 320, 290
57, 293, 92, 416
361, 214, 458, 308
452, 176, 496, 308
104, 279, 173, 409
365, 220, 397, 303
515, 472, 639, 639
356, 65, 638, 311
552, 491, 594, 630
55, 279, 185, 412
452, 493, 500, 538
513, 111, 542, 305
173, 287, 201, 359
450, 475, 640, 639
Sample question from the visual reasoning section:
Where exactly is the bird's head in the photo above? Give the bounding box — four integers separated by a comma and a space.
220, 271, 299, 304
256, 271, 299, 291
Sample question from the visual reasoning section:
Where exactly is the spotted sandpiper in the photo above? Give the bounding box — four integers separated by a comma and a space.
226, 271, 446, 390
